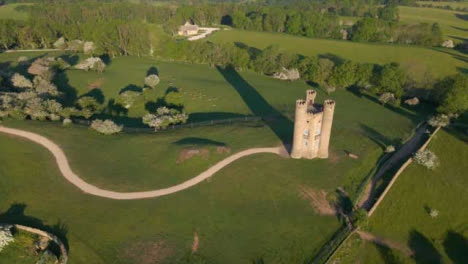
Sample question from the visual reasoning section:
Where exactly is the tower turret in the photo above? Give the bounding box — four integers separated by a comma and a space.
291, 99, 307, 159
306, 90, 316, 112
317, 100, 335, 159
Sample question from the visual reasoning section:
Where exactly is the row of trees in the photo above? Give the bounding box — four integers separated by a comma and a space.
0, 1, 158, 56
162, 40, 467, 116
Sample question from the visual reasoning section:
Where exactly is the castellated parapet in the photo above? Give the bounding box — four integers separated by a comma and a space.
291, 90, 335, 159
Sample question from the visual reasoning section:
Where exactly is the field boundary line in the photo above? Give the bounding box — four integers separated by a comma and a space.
368, 126, 440, 216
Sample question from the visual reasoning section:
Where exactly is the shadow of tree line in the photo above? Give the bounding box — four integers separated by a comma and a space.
374, 229, 467, 264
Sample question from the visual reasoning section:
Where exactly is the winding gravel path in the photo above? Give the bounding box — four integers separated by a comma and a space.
0, 126, 287, 200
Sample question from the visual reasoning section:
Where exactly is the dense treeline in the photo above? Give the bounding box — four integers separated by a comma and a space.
221, 4, 444, 46
0, 1, 447, 52
0, 1, 176, 55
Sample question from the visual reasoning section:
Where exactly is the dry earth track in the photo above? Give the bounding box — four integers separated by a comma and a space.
0, 126, 288, 200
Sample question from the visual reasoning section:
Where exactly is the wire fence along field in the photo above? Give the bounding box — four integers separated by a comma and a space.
73, 116, 263, 133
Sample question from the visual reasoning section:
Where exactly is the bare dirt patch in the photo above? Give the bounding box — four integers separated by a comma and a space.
177, 148, 209, 164
120, 240, 174, 264
216, 146, 231, 154
298, 186, 336, 215
191, 232, 199, 253
357, 230, 414, 256
87, 78, 103, 90
328, 151, 340, 164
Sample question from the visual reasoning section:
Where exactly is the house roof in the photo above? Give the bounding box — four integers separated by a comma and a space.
179, 22, 198, 31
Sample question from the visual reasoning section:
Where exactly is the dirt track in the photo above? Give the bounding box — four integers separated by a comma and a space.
0, 126, 287, 200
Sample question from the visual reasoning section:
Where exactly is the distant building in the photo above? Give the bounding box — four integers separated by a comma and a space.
178, 22, 199, 36
291, 90, 335, 159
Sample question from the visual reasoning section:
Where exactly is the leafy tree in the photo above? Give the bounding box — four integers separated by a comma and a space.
414, 149, 439, 170
252, 45, 281, 74
328, 61, 358, 89
142, 107, 187, 131
0, 19, 17, 50
433, 74, 468, 115
77, 96, 101, 119
352, 208, 368, 228
355, 63, 374, 88
116, 91, 141, 109
373, 63, 406, 99
352, 18, 391, 43
144, 74, 160, 89
310, 58, 334, 86
165, 91, 184, 107
428, 114, 450, 127
285, 12, 302, 35
378, 4, 399, 22
91, 119, 123, 135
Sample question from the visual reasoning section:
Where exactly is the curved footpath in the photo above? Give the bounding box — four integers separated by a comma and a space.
0, 126, 288, 200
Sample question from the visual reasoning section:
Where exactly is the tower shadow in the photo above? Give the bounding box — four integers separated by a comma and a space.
216, 66, 293, 148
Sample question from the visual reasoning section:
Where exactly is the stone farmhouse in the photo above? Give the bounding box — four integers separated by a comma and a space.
178, 22, 199, 36
291, 90, 335, 159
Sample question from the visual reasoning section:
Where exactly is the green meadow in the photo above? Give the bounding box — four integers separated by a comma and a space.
208, 29, 467, 82
399, 6, 468, 42
0, 51, 432, 263
0, 3, 30, 20
330, 129, 468, 263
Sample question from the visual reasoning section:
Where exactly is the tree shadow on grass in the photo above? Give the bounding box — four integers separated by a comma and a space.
144, 97, 166, 113
0, 203, 69, 253
455, 13, 468, 21
216, 66, 293, 149
359, 123, 402, 149
54, 71, 78, 107
147, 66, 159, 76
318, 53, 345, 66
105, 99, 128, 116
58, 54, 79, 66
120, 84, 143, 93
408, 230, 442, 264
375, 243, 401, 264
173, 137, 226, 147
80, 88, 105, 104
347, 86, 428, 125
187, 112, 251, 122
443, 230, 468, 264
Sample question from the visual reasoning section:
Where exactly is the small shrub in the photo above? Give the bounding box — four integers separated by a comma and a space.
429, 209, 439, 218
352, 208, 368, 228
63, 118, 72, 126
165, 91, 184, 107
91, 119, 123, 135
116, 91, 141, 109
11, 73, 33, 88
385, 145, 395, 153
144, 74, 160, 88
378, 92, 396, 105
428, 114, 450, 127
142, 107, 188, 131
414, 149, 439, 170
0, 227, 14, 252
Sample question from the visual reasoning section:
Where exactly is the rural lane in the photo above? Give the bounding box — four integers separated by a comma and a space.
0, 126, 288, 200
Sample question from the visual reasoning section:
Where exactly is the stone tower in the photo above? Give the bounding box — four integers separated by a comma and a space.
291, 90, 335, 159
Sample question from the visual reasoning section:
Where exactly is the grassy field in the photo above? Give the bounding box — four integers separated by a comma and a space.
0, 3, 30, 20
399, 6, 468, 43
417, 1, 468, 9
0, 52, 433, 263
331, 129, 468, 263
208, 29, 467, 82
